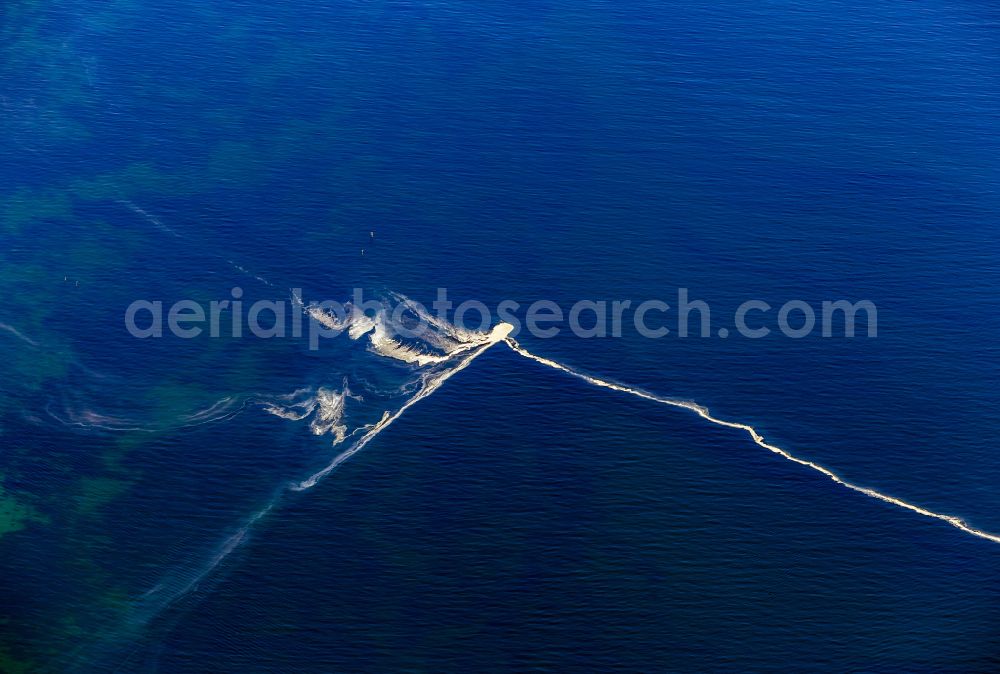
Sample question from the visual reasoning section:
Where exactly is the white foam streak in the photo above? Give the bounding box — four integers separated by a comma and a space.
262, 400, 315, 421
305, 303, 376, 340
263, 382, 351, 443
505, 339, 1000, 546
260, 386, 316, 420
309, 387, 349, 443
392, 293, 487, 348
0, 322, 39, 348
367, 300, 506, 366
51, 396, 252, 433
307, 305, 348, 331
306, 295, 492, 366
369, 314, 453, 366
182, 397, 239, 423
130, 504, 274, 627
51, 408, 154, 433
349, 313, 377, 340
227, 260, 273, 287
117, 199, 180, 238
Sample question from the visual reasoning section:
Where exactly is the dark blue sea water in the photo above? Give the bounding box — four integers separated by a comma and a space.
2, 0, 1000, 671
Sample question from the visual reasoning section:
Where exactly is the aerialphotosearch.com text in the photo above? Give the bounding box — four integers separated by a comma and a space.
125, 288, 877, 349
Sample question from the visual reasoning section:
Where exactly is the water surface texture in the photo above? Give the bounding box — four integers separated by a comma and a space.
2, 1, 1000, 671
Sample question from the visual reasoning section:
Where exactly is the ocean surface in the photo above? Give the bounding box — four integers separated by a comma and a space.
2, 0, 1000, 671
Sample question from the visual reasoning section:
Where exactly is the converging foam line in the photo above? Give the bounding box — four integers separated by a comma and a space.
504, 338, 1000, 546
293, 322, 515, 490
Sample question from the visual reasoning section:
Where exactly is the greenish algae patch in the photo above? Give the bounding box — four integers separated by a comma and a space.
73, 477, 131, 518
0, 189, 72, 235
0, 645, 34, 674
0, 481, 47, 539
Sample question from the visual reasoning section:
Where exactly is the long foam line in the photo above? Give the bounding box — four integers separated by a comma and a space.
48, 395, 253, 433
116, 199, 181, 238
59, 502, 278, 674
0, 321, 40, 348
293, 322, 516, 491
505, 338, 1000, 545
